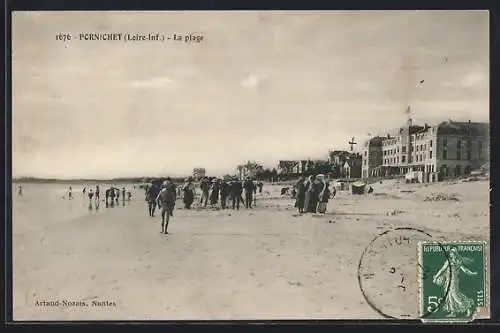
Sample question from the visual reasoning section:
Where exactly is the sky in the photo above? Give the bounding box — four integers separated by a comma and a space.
12, 10, 489, 179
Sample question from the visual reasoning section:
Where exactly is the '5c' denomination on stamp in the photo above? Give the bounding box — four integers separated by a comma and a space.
419, 240, 488, 323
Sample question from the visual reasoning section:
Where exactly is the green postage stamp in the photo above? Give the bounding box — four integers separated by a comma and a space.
418, 240, 488, 323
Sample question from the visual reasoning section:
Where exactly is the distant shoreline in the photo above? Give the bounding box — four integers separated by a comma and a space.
11, 176, 196, 185
12, 180, 128, 184
12, 178, 149, 184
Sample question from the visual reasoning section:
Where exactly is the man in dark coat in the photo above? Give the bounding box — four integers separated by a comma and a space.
146, 181, 161, 217
182, 177, 196, 209
230, 179, 243, 210
243, 177, 257, 209
219, 180, 229, 209
200, 177, 211, 207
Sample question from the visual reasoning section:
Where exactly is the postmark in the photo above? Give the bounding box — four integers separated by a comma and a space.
357, 227, 451, 319
418, 240, 488, 323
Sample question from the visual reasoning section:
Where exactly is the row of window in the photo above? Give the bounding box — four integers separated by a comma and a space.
364, 140, 485, 163
442, 139, 482, 150
442, 139, 483, 160
414, 143, 429, 152
382, 139, 398, 146
414, 130, 434, 140
383, 151, 434, 165
384, 157, 399, 165
412, 152, 432, 162
384, 148, 399, 156
381, 140, 434, 156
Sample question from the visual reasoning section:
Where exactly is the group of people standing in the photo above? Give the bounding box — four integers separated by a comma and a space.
294, 174, 334, 214
181, 176, 263, 210
81, 185, 133, 210
83, 185, 100, 201
104, 186, 132, 205
144, 176, 265, 219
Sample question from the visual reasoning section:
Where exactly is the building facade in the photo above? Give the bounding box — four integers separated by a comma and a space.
277, 160, 316, 176
236, 165, 256, 180
328, 150, 351, 177
361, 136, 384, 178
344, 158, 362, 179
362, 120, 489, 182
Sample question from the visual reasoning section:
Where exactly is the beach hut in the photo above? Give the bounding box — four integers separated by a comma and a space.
351, 181, 366, 195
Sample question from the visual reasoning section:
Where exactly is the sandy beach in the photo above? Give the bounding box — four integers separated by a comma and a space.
12, 179, 489, 320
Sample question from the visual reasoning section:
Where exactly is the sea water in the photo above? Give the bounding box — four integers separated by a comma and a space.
12, 183, 139, 235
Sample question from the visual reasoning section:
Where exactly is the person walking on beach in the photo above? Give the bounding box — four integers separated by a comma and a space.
200, 177, 210, 207
243, 177, 257, 209
146, 181, 161, 217
95, 185, 100, 202
88, 188, 94, 201
18, 185, 23, 196
182, 177, 196, 209
68, 186, 73, 200
121, 187, 126, 202
294, 175, 306, 213
83, 187, 86, 195
156, 178, 177, 234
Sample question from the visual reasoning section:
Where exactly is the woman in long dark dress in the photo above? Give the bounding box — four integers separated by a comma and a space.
304, 175, 315, 213
307, 175, 321, 213
294, 175, 306, 213
183, 177, 196, 209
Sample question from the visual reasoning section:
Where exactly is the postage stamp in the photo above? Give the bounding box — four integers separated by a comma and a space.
418, 240, 488, 323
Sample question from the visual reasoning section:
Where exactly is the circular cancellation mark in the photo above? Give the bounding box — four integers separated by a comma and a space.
357, 227, 451, 319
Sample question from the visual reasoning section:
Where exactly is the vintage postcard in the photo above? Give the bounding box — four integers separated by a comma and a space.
11, 10, 490, 321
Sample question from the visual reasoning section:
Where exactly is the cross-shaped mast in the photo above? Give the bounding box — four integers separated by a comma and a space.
348, 137, 357, 151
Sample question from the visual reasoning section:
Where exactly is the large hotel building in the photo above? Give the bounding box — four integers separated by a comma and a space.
361, 119, 489, 182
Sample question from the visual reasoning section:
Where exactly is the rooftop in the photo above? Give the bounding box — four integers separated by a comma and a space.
437, 121, 489, 136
